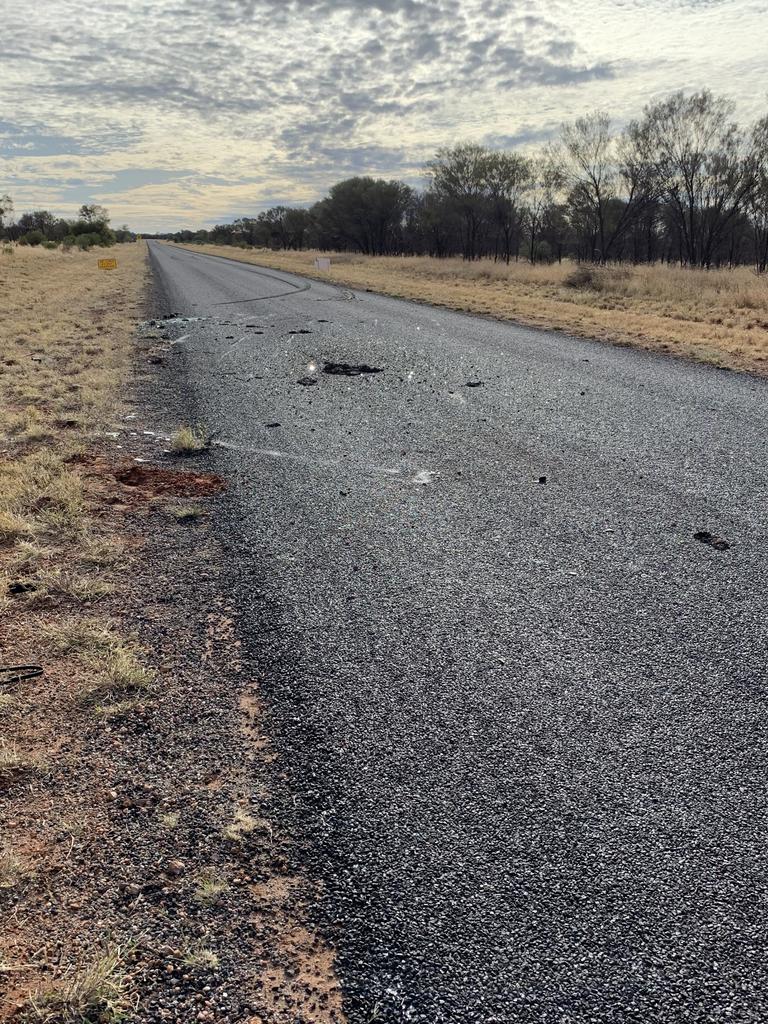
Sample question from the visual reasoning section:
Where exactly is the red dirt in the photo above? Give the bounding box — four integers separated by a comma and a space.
112, 463, 226, 497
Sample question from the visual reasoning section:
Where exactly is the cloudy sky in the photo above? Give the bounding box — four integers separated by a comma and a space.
2, 0, 766, 231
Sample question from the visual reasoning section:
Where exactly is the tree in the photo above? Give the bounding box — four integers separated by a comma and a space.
556, 112, 616, 261
485, 152, 532, 263
17, 210, 58, 236
524, 154, 563, 264
749, 115, 768, 272
78, 203, 110, 226
0, 194, 13, 234
314, 177, 413, 255
426, 144, 493, 260
639, 90, 758, 267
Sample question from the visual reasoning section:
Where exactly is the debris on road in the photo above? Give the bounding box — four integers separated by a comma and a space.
296, 375, 318, 386
466, 380, 483, 387
322, 361, 383, 376
693, 530, 731, 550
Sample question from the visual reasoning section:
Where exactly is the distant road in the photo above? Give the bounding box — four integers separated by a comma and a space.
149, 241, 768, 1024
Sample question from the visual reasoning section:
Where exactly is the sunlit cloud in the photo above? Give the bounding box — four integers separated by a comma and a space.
1, 0, 765, 230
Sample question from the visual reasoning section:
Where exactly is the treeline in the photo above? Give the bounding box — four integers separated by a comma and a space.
0, 201, 136, 249
156, 91, 768, 271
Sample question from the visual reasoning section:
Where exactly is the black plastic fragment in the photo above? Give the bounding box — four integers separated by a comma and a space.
694, 530, 730, 551
8, 581, 36, 594
322, 362, 383, 376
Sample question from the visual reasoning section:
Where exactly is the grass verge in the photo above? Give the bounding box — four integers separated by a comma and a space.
0, 243, 148, 1017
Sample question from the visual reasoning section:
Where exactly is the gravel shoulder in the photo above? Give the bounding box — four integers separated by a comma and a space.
1, 248, 345, 1023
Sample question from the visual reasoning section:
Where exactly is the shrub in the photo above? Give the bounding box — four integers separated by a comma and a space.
563, 264, 604, 290
19, 230, 44, 247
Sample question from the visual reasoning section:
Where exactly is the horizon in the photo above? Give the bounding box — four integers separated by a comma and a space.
3, 0, 767, 233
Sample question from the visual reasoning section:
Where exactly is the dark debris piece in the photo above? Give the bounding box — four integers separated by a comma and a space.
694, 530, 730, 551
466, 380, 484, 387
322, 362, 384, 376
8, 581, 36, 594
265, 422, 281, 428
289, 329, 313, 334
296, 376, 318, 386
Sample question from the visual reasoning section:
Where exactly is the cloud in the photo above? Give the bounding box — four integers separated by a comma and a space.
1, 0, 765, 230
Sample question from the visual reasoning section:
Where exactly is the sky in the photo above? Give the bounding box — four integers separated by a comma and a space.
2, 0, 767, 232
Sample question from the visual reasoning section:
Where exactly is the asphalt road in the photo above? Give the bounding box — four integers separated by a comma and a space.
147, 241, 768, 1024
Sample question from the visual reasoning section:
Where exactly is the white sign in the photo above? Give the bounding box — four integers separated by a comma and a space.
314, 257, 331, 271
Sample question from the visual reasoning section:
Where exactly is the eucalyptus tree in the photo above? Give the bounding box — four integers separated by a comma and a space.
485, 151, 532, 263
524, 154, 563, 264
639, 90, 759, 267
314, 177, 413, 255
426, 143, 494, 260
749, 115, 768, 272
0, 193, 14, 233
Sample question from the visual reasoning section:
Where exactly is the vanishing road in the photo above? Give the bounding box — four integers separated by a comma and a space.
148, 241, 768, 1024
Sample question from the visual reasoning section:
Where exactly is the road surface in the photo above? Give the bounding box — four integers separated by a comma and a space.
148, 241, 768, 1024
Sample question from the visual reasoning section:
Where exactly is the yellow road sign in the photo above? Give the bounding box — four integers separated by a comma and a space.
98, 258, 118, 270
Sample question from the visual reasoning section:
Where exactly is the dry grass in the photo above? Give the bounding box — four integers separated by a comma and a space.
222, 807, 259, 841
0, 742, 41, 785
23, 949, 132, 1023
182, 947, 220, 971
193, 868, 229, 905
40, 617, 156, 704
168, 504, 205, 521
179, 243, 768, 374
0, 244, 147, 597
170, 424, 209, 453
0, 246, 148, 1016
0, 846, 26, 890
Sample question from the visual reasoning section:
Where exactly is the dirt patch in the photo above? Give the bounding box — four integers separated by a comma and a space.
113, 463, 227, 497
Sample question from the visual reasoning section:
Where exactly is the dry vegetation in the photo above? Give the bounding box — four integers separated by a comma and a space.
0, 243, 347, 1023
183, 244, 768, 375
0, 243, 148, 1018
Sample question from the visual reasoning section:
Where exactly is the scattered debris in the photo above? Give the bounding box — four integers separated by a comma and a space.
466, 380, 483, 387
538, 476, 547, 484
322, 361, 383, 376
296, 376, 318, 386
265, 422, 281, 428
693, 530, 730, 551
0, 665, 44, 684
8, 581, 37, 595
289, 329, 313, 334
